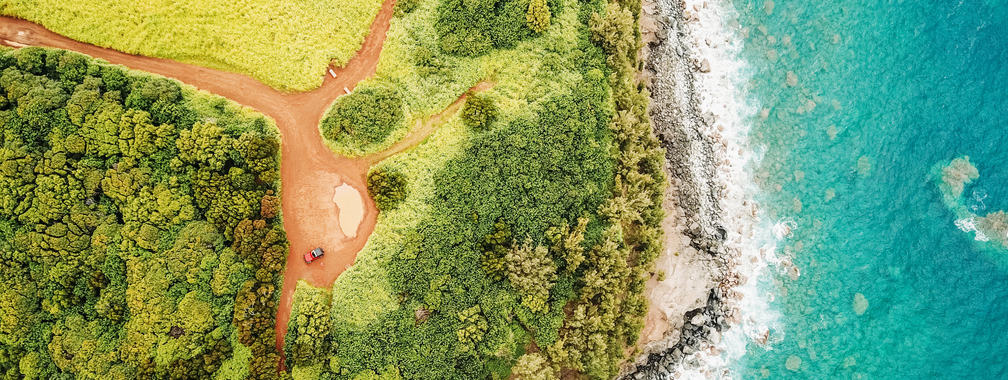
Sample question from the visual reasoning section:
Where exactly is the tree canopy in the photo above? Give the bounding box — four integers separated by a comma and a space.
0, 47, 288, 380
320, 84, 405, 155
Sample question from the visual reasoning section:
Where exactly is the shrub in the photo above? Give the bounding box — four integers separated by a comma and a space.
320, 84, 405, 151
460, 93, 498, 131
481, 221, 513, 281
367, 167, 408, 211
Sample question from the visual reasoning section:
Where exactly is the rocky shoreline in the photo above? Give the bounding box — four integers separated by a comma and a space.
620, 0, 741, 377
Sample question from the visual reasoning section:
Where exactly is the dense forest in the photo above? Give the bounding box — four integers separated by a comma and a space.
0, 47, 287, 379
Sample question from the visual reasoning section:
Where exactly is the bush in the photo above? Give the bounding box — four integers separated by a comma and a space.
367, 167, 408, 211
460, 93, 498, 131
320, 84, 405, 152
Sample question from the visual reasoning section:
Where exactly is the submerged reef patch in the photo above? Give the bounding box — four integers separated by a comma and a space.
935, 156, 1008, 260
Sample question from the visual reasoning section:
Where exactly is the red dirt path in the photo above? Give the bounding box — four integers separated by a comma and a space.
0, 0, 482, 364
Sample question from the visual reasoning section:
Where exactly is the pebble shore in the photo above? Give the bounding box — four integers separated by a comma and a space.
621, 0, 761, 377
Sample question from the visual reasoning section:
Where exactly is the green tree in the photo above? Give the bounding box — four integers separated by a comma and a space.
320, 84, 404, 150
481, 221, 512, 281
526, 0, 551, 33
0, 143, 37, 218
366, 167, 408, 211
589, 3, 637, 58
512, 353, 557, 380
115, 109, 174, 159
284, 282, 333, 367
393, 0, 420, 16
78, 93, 127, 157
435, 0, 534, 56
546, 217, 588, 274
456, 305, 488, 353
176, 121, 231, 171
505, 238, 556, 313
460, 93, 498, 131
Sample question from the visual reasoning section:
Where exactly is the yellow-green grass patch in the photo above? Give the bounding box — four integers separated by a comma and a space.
2, 0, 384, 91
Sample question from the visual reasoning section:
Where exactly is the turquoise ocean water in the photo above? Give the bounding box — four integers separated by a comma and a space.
728, 0, 1008, 378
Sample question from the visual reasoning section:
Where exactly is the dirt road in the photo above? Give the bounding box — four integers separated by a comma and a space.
0, 0, 480, 361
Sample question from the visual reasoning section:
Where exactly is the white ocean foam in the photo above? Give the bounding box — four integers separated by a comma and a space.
772, 219, 796, 240
671, 0, 785, 378
968, 189, 988, 213
955, 217, 990, 242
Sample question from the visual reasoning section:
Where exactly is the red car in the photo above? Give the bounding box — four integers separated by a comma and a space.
304, 247, 324, 263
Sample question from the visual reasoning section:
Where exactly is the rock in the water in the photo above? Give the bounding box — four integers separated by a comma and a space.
786, 71, 798, 86
843, 355, 857, 368
764, 0, 775, 15
699, 58, 711, 73
691, 313, 708, 325
857, 156, 873, 177
787, 265, 800, 280
785, 355, 802, 371
853, 292, 869, 315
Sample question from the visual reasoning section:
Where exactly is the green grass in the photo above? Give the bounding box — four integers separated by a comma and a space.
1, 0, 384, 91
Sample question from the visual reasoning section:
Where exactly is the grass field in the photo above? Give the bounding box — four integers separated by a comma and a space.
1, 0, 384, 91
